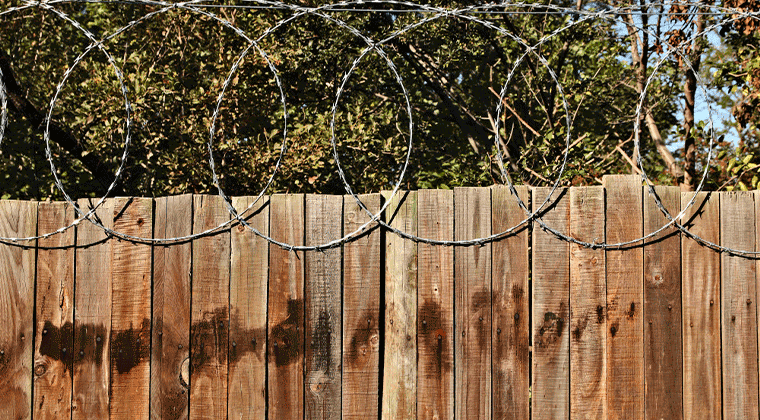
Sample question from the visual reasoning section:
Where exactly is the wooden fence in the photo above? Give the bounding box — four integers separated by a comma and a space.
0, 174, 756, 419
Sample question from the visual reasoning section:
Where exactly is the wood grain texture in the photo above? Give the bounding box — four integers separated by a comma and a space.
229, 196, 269, 420
531, 187, 570, 420
268, 194, 305, 420
643, 186, 682, 420
304, 195, 342, 420
72, 198, 113, 420
0, 201, 37, 420
569, 187, 606, 419
151, 195, 192, 420
382, 191, 417, 420
681, 192, 721, 419
720, 192, 759, 419
603, 175, 643, 420
110, 197, 153, 420
342, 194, 381, 420
417, 189, 454, 420
33, 202, 75, 420
190, 195, 230, 420
491, 185, 529, 419
454, 187, 491, 420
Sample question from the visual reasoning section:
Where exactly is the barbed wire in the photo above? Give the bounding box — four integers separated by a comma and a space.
1, 0, 759, 255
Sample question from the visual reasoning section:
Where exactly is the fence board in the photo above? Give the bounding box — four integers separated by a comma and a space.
342, 194, 381, 420
268, 194, 305, 420
569, 187, 606, 419
531, 187, 570, 420
190, 195, 230, 420
110, 197, 153, 420
454, 187, 491, 420
382, 191, 417, 420
721, 192, 759, 419
0, 201, 37, 420
603, 175, 643, 420
491, 185, 529, 419
151, 194, 193, 420
33, 202, 74, 420
305, 195, 342, 420
417, 189, 454, 420
72, 199, 113, 420
643, 186, 682, 420
229, 196, 269, 420
681, 192, 721, 419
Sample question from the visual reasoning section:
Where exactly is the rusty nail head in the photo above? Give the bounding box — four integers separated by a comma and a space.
437, 334, 442, 340
748, 299, 753, 305
462, 331, 465, 337
497, 328, 501, 334
422, 320, 427, 326
251, 338, 256, 345
80, 351, 84, 356
42, 329, 48, 335
479, 316, 483, 321
158, 332, 163, 336
514, 313, 520, 320
178, 344, 183, 349
232, 341, 237, 347
62, 348, 67, 353
668, 305, 672, 310
710, 300, 714, 305
96, 336, 102, 342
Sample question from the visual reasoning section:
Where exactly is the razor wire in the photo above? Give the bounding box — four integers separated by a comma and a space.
0, 0, 759, 256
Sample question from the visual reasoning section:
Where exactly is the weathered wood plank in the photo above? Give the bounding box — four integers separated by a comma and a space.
72, 199, 113, 419
491, 185, 529, 419
643, 186, 682, 420
33, 202, 75, 420
721, 191, 759, 419
229, 196, 269, 420
151, 194, 192, 420
454, 187, 491, 420
417, 189, 454, 420
0, 201, 37, 420
681, 192, 721, 419
190, 195, 230, 420
304, 194, 342, 420
603, 175, 644, 420
110, 197, 153, 420
342, 194, 381, 420
268, 194, 305, 420
531, 187, 570, 420
382, 191, 417, 420
569, 187, 606, 419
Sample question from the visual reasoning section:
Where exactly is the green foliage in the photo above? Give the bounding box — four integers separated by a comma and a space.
0, 0, 757, 198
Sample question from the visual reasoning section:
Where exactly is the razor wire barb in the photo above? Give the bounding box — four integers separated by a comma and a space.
1, 0, 760, 255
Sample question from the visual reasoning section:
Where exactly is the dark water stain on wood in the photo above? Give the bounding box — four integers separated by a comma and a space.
572, 314, 590, 342
596, 305, 605, 323
38, 320, 74, 373
310, 310, 333, 374
419, 301, 451, 374
346, 310, 378, 369
471, 288, 490, 311
73, 323, 108, 367
625, 302, 636, 318
270, 299, 304, 367
534, 302, 566, 349
111, 318, 151, 374
512, 284, 524, 301
190, 307, 229, 372
227, 308, 266, 365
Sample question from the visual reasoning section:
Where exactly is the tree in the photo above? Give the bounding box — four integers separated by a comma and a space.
0, 0, 756, 199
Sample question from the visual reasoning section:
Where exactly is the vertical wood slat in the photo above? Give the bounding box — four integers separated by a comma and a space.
643, 186, 682, 420
268, 194, 305, 420
0, 201, 37, 420
229, 196, 269, 420
190, 195, 230, 420
417, 190, 454, 420
491, 185, 529, 419
603, 175, 644, 420
33, 202, 75, 420
382, 191, 418, 420
721, 192, 759, 419
569, 187, 606, 419
342, 194, 381, 420
110, 197, 153, 420
531, 187, 570, 420
681, 192, 721, 419
151, 195, 193, 419
454, 187, 491, 420
305, 195, 343, 420
72, 199, 113, 420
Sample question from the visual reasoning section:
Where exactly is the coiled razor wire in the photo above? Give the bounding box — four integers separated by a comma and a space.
1, 0, 760, 256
